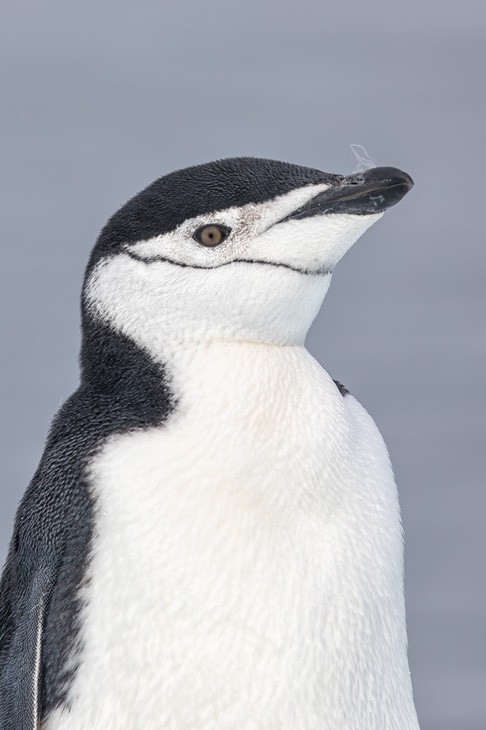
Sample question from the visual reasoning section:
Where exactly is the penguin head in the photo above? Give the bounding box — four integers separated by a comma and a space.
84, 157, 412, 350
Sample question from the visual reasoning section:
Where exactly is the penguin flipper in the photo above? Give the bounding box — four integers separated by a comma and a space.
0, 553, 54, 730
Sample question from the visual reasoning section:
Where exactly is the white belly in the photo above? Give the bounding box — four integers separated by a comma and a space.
45, 342, 419, 730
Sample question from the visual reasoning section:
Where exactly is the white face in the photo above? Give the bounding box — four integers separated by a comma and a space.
86, 183, 382, 352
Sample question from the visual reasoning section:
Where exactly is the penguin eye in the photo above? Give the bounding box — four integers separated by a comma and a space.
193, 224, 231, 247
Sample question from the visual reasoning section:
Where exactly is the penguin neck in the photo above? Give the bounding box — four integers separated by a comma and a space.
79, 309, 295, 397
82, 312, 290, 382
79, 310, 328, 445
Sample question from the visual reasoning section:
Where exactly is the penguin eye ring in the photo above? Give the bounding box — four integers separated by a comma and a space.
193, 224, 231, 247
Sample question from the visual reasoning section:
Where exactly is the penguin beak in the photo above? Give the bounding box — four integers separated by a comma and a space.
282, 167, 414, 220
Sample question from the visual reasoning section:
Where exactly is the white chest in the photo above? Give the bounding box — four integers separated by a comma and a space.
45, 343, 418, 730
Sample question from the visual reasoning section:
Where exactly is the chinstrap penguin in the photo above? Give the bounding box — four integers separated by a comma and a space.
0, 157, 419, 729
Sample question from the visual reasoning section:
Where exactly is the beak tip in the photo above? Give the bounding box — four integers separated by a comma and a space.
362, 166, 414, 188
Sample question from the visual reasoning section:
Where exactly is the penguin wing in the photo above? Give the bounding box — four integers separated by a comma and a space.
0, 413, 90, 730
0, 551, 54, 730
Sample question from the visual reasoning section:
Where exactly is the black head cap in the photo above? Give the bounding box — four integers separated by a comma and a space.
88, 157, 337, 268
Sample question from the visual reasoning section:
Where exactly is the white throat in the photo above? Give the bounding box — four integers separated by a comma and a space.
86, 254, 333, 352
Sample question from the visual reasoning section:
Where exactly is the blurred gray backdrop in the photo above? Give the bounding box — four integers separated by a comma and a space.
1, 1, 484, 727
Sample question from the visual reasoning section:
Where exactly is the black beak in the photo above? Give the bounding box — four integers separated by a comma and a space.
282, 167, 414, 220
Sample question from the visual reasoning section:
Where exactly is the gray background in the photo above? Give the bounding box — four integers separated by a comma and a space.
1, 1, 484, 727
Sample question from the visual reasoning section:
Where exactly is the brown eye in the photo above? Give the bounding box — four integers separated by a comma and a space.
193, 224, 231, 247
